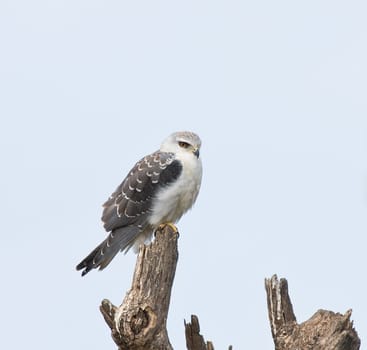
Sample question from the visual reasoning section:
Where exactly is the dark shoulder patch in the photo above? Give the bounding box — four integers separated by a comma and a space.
101, 153, 182, 232
159, 159, 183, 186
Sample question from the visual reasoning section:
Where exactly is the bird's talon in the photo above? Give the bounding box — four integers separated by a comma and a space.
158, 222, 178, 234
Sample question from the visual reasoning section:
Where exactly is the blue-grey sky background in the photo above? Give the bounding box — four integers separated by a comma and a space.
1, 1, 366, 349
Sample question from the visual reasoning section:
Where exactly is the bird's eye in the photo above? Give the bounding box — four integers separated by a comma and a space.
178, 141, 190, 149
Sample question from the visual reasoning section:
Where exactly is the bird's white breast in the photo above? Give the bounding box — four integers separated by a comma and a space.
148, 152, 202, 227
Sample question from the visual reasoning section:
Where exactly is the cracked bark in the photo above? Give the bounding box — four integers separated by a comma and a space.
265, 274, 360, 350
100, 225, 178, 350
185, 315, 216, 350
95, 226, 361, 349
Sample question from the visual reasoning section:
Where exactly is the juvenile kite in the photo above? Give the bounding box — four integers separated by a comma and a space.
76, 131, 202, 276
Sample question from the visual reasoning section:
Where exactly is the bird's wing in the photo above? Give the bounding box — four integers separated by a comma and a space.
102, 151, 183, 232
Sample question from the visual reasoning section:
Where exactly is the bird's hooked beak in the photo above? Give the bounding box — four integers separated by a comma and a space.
193, 148, 200, 158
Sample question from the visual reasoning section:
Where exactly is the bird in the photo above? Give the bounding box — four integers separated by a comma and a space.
76, 131, 202, 276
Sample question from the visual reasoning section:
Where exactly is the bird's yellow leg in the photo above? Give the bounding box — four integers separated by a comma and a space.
158, 222, 178, 233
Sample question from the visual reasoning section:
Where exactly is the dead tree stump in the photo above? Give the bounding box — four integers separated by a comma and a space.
94, 227, 361, 349
265, 274, 360, 350
100, 225, 178, 350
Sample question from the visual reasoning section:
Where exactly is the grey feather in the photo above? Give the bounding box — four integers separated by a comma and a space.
101, 152, 180, 232
76, 153, 183, 276
75, 226, 141, 276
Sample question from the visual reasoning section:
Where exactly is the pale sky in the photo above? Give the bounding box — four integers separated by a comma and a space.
1, 1, 366, 349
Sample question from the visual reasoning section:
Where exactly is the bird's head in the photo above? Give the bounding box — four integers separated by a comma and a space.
160, 131, 201, 158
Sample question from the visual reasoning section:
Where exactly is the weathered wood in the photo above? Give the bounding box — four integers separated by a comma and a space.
100, 225, 179, 350
185, 315, 215, 350
265, 274, 360, 350
96, 229, 361, 350
265, 274, 297, 341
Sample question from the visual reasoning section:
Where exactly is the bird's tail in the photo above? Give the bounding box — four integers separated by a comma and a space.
76, 226, 141, 276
